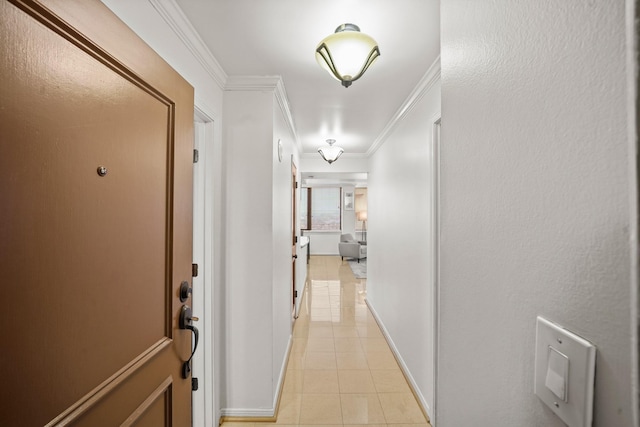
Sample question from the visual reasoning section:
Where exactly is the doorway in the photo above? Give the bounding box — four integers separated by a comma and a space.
192, 109, 216, 427
292, 160, 298, 316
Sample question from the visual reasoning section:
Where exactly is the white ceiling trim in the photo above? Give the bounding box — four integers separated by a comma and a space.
226, 76, 300, 151
148, 0, 227, 90
366, 56, 441, 157
300, 152, 369, 160
225, 75, 282, 91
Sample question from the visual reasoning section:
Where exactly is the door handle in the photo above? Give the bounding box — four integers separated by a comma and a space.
292, 254, 298, 259
179, 305, 199, 379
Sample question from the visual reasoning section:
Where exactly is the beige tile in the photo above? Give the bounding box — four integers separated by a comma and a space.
283, 369, 304, 393
304, 352, 337, 370
311, 297, 332, 308
287, 351, 305, 370
333, 315, 357, 326
333, 326, 359, 338
378, 393, 427, 424
338, 370, 376, 393
310, 308, 333, 322
388, 424, 431, 427
308, 326, 334, 338
299, 394, 343, 425
365, 351, 399, 370
340, 394, 386, 425
371, 370, 411, 393
360, 337, 390, 353
305, 337, 335, 352
303, 370, 339, 393
336, 352, 369, 370
334, 337, 363, 353
357, 325, 383, 338
291, 338, 309, 353
275, 393, 302, 425
300, 425, 346, 427
339, 307, 357, 316
293, 324, 309, 337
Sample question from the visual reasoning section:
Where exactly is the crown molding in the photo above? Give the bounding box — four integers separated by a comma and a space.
148, 0, 227, 90
224, 75, 282, 91
225, 76, 300, 152
300, 152, 369, 160
366, 55, 441, 157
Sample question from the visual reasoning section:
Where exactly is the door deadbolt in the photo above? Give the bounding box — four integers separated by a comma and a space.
179, 281, 192, 302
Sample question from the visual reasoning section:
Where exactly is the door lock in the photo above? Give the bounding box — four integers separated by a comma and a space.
179, 305, 199, 379
179, 281, 192, 302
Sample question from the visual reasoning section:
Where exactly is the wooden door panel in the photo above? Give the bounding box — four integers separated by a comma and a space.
0, 1, 194, 425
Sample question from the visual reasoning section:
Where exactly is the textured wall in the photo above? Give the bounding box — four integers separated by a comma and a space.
440, 1, 636, 425
223, 91, 274, 410
367, 78, 441, 414
272, 96, 298, 404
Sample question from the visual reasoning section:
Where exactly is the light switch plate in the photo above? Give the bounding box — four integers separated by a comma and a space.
534, 316, 596, 427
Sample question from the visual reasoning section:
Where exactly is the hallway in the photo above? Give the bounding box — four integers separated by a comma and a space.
222, 256, 431, 427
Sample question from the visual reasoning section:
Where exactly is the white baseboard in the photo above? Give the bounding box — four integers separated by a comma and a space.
220, 408, 274, 418
220, 333, 294, 419
365, 299, 432, 422
295, 277, 308, 318
273, 334, 293, 409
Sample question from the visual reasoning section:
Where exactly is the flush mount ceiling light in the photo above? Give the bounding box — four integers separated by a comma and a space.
318, 139, 344, 164
315, 23, 380, 88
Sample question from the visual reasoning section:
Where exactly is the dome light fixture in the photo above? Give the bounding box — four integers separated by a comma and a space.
315, 23, 380, 88
318, 139, 344, 164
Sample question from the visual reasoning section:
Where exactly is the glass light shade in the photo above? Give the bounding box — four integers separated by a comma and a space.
316, 24, 380, 88
317, 145, 344, 164
357, 211, 368, 221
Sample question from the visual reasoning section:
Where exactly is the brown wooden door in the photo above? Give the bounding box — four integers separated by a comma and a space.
0, 1, 194, 425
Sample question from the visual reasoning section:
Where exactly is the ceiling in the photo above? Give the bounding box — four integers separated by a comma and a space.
174, 0, 441, 157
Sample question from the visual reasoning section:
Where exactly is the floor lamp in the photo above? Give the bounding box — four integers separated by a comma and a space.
357, 211, 367, 242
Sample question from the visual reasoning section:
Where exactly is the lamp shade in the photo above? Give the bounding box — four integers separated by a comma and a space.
316, 23, 380, 88
357, 211, 368, 221
318, 139, 344, 164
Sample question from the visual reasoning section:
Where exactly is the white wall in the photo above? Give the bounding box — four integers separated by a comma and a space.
300, 155, 368, 174
272, 95, 298, 404
439, 1, 638, 426
222, 81, 297, 414
367, 72, 441, 416
223, 90, 274, 411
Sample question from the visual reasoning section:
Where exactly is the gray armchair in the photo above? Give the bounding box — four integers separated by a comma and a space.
338, 233, 367, 263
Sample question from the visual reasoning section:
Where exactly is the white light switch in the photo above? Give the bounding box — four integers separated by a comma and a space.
534, 317, 596, 427
545, 346, 568, 401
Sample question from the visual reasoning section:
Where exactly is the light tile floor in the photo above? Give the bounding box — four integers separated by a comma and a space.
221, 255, 431, 427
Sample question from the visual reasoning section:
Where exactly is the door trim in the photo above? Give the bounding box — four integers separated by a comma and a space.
192, 105, 216, 427
430, 114, 441, 426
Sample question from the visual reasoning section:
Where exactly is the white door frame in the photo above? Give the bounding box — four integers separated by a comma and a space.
430, 114, 441, 425
193, 106, 215, 427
